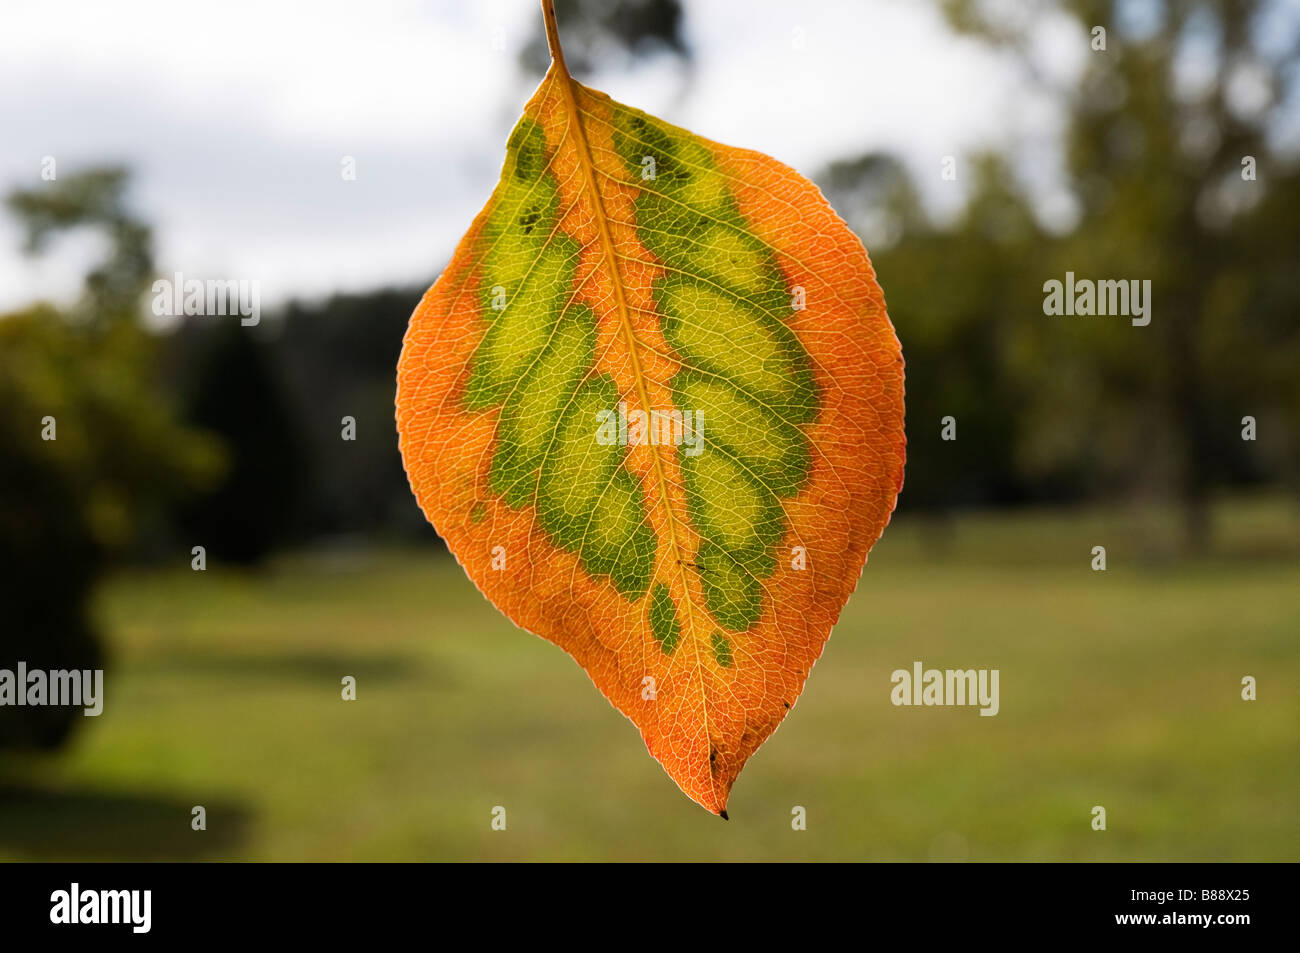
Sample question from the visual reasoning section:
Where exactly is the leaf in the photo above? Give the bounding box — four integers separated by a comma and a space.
396, 0, 905, 816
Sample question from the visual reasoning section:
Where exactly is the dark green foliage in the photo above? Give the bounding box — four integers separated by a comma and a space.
0, 171, 217, 752
175, 323, 303, 565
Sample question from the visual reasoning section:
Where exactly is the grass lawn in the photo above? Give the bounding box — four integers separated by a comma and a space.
2, 495, 1297, 860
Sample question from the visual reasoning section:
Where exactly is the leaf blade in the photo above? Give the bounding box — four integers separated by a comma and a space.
396, 7, 905, 814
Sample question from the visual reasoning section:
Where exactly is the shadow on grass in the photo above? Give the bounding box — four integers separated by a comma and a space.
0, 784, 253, 860
134, 650, 444, 685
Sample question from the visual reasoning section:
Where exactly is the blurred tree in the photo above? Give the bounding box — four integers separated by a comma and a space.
6, 166, 152, 325
173, 321, 303, 564
937, 0, 1300, 549
520, 0, 688, 77
164, 287, 436, 550
822, 154, 1055, 527
276, 289, 436, 540
0, 169, 219, 751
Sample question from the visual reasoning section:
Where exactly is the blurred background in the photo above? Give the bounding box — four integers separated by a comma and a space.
0, 0, 1296, 860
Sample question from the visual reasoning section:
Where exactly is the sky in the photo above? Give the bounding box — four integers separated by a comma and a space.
0, 0, 1090, 315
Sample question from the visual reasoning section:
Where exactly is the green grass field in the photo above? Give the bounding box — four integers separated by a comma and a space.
2, 496, 1297, 861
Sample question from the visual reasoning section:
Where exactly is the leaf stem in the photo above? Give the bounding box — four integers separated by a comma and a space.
542, 0, 569, 77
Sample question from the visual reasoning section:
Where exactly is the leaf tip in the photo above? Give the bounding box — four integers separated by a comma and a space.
718, 809, 730, 821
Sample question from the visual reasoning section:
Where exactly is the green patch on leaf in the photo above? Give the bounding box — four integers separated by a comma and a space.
649, 583, 682, 655
711, 631, 733, 668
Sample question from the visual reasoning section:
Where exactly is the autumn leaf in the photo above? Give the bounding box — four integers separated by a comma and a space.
396, 0, 905, 816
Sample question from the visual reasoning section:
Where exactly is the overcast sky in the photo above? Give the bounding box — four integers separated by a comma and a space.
0, 0, 1090, 315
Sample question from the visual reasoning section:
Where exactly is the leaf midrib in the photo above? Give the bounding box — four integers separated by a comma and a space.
543, 5, 718, 804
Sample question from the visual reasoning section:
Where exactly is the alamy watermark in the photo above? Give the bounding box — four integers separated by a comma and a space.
151, 271, 261, 326
50, 883, 150, 933
891, 660, 1000, 716
1042, 271, 1151, 326
0, 662, 103, 716
596, 402, 704, 456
